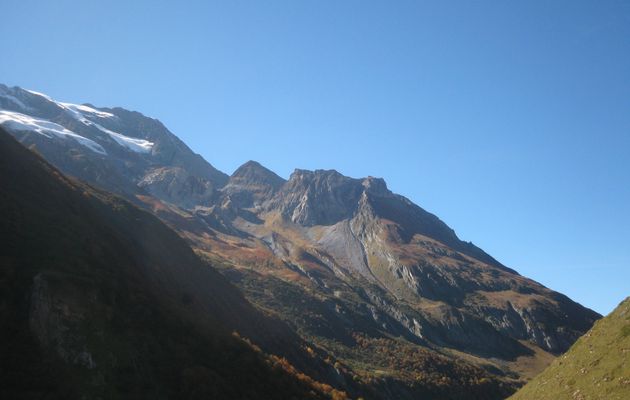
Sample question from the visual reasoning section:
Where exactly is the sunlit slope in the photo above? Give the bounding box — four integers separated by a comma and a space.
510, 297, 630, 400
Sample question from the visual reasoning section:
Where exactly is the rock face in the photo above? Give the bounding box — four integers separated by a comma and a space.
271, 169, 365, 225
0, 85, 602, 399
29, 272, 99, 370
139, 166, 217, 208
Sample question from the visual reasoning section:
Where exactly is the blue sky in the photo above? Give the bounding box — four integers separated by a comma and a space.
1, 1, 628, 315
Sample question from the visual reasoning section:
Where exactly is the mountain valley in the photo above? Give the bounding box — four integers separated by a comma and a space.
0, 84, 604, 399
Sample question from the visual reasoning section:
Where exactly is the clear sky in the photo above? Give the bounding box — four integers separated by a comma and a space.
2, 1, 628, 315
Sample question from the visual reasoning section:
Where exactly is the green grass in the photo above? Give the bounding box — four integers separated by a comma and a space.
509, 297, 630, 400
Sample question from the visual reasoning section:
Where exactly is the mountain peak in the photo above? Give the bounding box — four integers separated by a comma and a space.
273, 169, 364, 225
235, 159, 264, 172
0, 84, 228, 204
362, 176, 390, 196
222, 160, 285, 208
288, 168, 349, 181
230, 160, 285, 188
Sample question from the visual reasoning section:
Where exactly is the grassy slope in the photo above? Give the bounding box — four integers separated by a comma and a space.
510, 297, 630, 400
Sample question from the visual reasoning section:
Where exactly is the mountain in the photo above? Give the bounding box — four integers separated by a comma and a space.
0, 128, 349, 399
222, 160, 286, 209
510, 297, 630, 400
0, 83, 227, 206
0, 85, 601, 399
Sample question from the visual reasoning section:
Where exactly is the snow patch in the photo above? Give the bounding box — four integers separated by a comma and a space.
25, 89, 54, 101
92, 122, 154, 153
6, 87, 154, 154
0, 110, 107, 155
58, 101, 153, 154
60, 102, 116, 120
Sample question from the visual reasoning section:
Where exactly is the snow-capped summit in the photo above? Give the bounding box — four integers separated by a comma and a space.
0, 83, 227, 199
1, 84, 154, 154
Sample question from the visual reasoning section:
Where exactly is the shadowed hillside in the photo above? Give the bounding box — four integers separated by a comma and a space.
0, 128, 347, 399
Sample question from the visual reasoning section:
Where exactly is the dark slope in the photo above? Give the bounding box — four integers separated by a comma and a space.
0, 128, 342, 400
